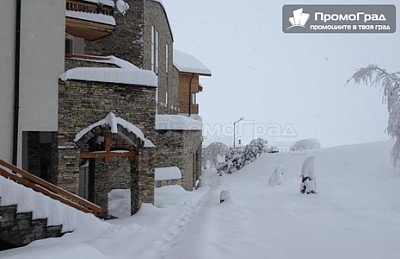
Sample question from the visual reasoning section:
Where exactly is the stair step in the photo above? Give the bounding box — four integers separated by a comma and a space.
15, 212, 33, 231
0, 204, 64, 250
31, 218, 48, 240
0, 205, 17, 227
46, 225, 63, 238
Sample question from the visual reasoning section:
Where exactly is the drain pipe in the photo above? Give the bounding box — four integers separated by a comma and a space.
13, 0, 22, 166
188, 73, 194, 116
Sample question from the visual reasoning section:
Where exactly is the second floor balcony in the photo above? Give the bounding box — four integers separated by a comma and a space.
66, 0, 115, 41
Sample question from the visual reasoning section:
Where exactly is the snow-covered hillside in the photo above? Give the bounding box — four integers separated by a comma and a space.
2, 141, 400, 259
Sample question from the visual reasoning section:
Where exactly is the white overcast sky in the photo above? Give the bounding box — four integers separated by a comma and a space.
164, 0, 399, 147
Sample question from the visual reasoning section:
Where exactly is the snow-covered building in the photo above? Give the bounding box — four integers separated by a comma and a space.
84, 0, 212, 191
173, 49, 212, 115
0, 0, 212, 222
0, 0, 65, 167
58, 54, 157, 214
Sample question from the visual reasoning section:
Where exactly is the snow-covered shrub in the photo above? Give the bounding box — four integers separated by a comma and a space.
222, 138, 266, 174
291, 138, 321, 152
300, 156, 316, 194
220, 190, 231, 203
268, 165, 285, 186
349, 65, 400, 166
203, 142, 229, 170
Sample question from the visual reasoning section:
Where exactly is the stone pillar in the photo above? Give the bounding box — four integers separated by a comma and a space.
56, 143, 80, 194
131, 147, 155, 214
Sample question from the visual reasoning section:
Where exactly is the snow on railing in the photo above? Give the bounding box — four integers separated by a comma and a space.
0, 159, 102, 217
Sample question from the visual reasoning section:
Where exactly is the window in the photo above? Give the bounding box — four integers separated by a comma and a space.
151, 26, 155, 71
151, 26, 159, 74
192, 93, 197, 104
166, 44, 169, 74
155, 30, 159, 74
156, 84, 159, 114
65, 38, 73, 54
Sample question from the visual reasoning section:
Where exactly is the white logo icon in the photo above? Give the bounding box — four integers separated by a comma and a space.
287, 8, 310, 29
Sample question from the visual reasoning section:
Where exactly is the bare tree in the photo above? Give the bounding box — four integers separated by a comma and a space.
348, 65, 400, 165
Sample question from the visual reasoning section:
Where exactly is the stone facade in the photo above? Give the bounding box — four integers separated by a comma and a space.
85, 0, 177, 113
57, 0, 205, 216
56, 73, 156, 215
154, 130, 202, 190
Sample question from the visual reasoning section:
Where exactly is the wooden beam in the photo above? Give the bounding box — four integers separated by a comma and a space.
80, 151, 135, 160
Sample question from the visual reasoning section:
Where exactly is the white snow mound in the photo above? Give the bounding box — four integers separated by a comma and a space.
291, 138, 321, 151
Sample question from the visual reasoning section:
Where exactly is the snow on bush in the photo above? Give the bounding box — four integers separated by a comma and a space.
219, 190, 231, 203
268, 165, 285, 186
221, 138, 266, 174
203, 142, 229, 170
291, 138, 321, 151
300, 156, 316, 194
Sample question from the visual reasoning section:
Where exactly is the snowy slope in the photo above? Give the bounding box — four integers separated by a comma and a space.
166, 140, 400, 259
2, 141, 400, 259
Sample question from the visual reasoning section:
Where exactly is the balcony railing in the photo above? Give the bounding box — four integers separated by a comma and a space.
66, 0, 115, 41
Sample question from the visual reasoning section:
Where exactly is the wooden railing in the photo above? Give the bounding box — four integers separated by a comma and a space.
66, 0, 114, 16
0, 159, 102, 216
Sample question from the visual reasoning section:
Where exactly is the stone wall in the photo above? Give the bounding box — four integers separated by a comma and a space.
57, 78, 156, 215
85, 0, 145, 68
154, 130, 202, 190
143, 0, 175, 109
85, 0, 177, 111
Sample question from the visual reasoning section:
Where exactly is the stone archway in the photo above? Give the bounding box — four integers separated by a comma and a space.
74, 112, 155, 217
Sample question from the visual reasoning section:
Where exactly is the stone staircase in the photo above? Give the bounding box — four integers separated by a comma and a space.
0, 158, 102, 251
0, 198, 63, 250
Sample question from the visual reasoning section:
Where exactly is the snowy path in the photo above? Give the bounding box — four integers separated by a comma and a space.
144, 185, 210, 259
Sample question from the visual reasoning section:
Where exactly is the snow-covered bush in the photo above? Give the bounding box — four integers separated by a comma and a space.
349, 65, 400, 166
268, 165, 285, 186
220, 190, 231, 203
223, 138, 266, 173
300, 156, 316, 194
216, 139, 266, 174
291, 138, 321, 152
203, 142, 229, 170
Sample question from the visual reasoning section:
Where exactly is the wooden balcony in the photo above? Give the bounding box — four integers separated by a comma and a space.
66, 0, 115, 41
179, 103, 199, 115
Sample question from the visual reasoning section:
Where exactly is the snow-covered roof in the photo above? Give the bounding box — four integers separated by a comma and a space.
66, 10, 116, 26
173, 49, 212, 76
83, 0, 115, 7
156, 115, 202, 131
74, 112, 155, 148
60, 56, 157, 87
155, 167, 182, 181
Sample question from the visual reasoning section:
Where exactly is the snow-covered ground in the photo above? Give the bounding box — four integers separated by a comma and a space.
2, 140, 400, 258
